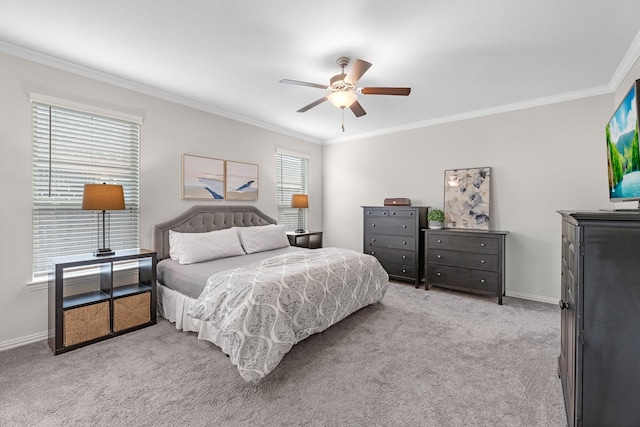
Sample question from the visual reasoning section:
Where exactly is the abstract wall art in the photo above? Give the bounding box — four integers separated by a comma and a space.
225, 160, 258, 201
182, 154, 225, 200
443, 167, 491, 229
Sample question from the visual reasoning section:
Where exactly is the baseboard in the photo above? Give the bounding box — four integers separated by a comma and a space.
0, 330, 48, 352
1, 290, 557, 352
506, 290, 558, 305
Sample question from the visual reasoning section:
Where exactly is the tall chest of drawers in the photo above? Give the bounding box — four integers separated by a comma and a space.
426, 229, 508, 304
363, 206, 427, 287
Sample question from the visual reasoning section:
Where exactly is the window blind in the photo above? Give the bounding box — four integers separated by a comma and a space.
32, 102, 140, 277
276, 151, 309, 231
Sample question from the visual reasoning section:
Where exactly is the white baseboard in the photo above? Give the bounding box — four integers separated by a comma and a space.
0, 290, 558, 352
506, 290, 558, 305
0, 330, 48, 352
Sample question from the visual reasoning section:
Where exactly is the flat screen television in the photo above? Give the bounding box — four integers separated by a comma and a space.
606, 79, 640, 209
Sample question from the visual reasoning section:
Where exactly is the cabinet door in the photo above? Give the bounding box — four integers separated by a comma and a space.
559, 220, 576, 427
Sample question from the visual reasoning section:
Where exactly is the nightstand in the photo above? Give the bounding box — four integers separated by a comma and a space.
48, 248, 157, 354
287, 231, 323, 249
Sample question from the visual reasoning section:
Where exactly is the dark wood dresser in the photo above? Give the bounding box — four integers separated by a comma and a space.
425, 228, 508, 304
363, 206, 427, 287
558, 210, 640, 426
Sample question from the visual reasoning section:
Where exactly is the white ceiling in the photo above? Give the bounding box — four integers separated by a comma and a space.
2, 1, 640, 144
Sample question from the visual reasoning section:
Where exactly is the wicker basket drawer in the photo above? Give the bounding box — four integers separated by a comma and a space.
113, 292, 151, 332
63, 301, 110, 347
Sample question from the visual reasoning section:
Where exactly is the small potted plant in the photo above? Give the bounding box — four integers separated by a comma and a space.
428, 208, 445, 229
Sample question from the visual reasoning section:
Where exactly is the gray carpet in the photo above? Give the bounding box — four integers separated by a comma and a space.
0, 282, 566, 426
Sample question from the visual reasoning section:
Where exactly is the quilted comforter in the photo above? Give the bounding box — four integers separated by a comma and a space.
187, 247, 389, 383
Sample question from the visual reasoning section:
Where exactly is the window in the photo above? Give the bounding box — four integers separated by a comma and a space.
32, 100, 141, 278
276, 151, 309, 231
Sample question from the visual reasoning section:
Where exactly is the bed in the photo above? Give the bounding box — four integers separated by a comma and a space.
152, 205, 389, 383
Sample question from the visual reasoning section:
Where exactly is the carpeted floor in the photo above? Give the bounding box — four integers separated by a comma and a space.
0, 282, 566, 426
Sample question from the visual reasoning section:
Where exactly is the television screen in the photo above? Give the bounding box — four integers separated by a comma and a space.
606, 80, 640, 202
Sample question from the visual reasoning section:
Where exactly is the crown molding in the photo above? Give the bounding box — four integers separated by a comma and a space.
0, 41, 321, 144
3, 28, 640, 147
323, 85, 612, 144
608, 29, 640, 91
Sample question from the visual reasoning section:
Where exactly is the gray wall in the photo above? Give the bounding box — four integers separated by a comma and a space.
0, 51, 322, 349
1, 48, 639, 349
322, 57, 640, 302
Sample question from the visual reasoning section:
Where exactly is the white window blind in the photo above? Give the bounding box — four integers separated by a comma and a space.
276, 151, 309, 231
32, 102, 140, 277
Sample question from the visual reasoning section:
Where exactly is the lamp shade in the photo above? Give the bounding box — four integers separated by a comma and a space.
328, 91, 357, 109
82, 184, 125, 211
291, 194, 308, 209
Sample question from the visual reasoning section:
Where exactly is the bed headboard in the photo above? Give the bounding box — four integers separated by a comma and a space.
151, 205, 277, 260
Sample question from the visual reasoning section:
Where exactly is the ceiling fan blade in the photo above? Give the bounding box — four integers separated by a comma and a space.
361, 87, 411, 96
344, 59, 372, 85
280, 79, 328, 90
350, 100, 367, 117
297, 96, 328, 113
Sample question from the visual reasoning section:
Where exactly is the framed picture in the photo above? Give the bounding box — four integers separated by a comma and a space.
225, 160, 258, 201
182, 154, 225, 200
443, 167, 491, 229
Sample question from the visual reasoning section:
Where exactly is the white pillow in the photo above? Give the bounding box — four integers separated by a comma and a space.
168, 228, 246, 265
236, 225, 290, 254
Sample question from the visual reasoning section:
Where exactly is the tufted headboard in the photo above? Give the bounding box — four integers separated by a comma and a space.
151, 205, 277, 260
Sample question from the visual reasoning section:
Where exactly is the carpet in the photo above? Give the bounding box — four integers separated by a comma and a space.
0, 282, 566, 426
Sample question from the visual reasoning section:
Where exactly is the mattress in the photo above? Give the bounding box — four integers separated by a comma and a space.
156, 246, 306, 299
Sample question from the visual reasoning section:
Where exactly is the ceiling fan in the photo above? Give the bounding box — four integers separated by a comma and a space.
280, 57, 411, 130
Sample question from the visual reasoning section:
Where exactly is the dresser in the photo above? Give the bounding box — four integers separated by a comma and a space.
558, 211, 640, 426
363, 206, 427, 287
425, 229, 508, 304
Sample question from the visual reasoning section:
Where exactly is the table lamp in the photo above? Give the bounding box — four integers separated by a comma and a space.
291, 194, 308, 233
82, 183, 125, 256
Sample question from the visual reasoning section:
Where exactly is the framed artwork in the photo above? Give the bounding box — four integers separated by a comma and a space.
225, 160, 258, 201
182, 154, 225, 200
443, 167, 491, 229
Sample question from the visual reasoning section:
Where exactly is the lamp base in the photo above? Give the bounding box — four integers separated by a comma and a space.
294, 229, 306, 234
94, 248, 115, 257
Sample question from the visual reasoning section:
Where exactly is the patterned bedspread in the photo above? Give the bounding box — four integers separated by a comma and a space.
187, 247, 389, 383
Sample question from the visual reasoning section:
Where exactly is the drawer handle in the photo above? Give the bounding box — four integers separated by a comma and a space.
402, 269, 406, 273
372, 224, 376, 227
437, 239, 442, 243
436, 272, 441, 276
403, 225, 407, 228
402, 255, 407, 259
480, 279, 486, 283
392, 212, 396, 215
402, 241, 407, 245
410, 212, 414, 215
481, 243, 486, 247
437, 255, 442, 259
371, 238, 375, 242
480, 260, 486, 264
371, 251, 375, 255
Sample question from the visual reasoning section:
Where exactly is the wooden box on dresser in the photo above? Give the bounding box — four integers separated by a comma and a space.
425, 228, 508, 304
48, 248, 157, 355
363, 206, 428, 287
558, 211, 640, 426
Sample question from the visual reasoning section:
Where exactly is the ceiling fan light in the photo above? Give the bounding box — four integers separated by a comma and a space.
328, 91, 357, 109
